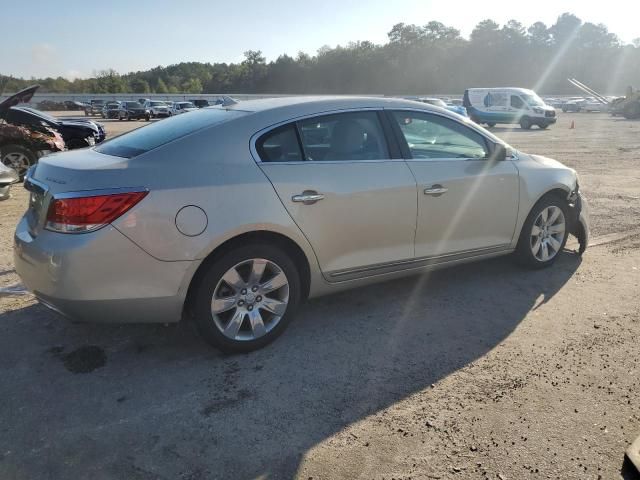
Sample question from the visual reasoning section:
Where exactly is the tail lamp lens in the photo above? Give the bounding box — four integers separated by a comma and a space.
45, 191, 148, 233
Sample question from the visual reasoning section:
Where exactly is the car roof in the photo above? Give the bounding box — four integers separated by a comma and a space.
222, 95, 454, 118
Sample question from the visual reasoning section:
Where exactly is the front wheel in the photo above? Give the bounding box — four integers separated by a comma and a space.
1, 144, 36, 180
515, 195, 569, 268
192, 244, 301, 353
539, 123, 549, 129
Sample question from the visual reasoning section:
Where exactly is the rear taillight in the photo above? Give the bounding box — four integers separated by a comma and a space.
45, 190, 148, 233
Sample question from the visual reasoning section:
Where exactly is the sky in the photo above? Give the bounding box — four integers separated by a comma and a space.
1, 0, 638, 79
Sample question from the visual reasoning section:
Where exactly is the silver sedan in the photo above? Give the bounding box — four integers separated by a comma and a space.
14, 97, 589, 352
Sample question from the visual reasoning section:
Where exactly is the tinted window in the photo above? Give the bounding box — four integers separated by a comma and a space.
95, 108, 246, 158
391, 111, 488, 160
298, 111, 388, 161
256, 125, 303, 162
511, 95, 525, 109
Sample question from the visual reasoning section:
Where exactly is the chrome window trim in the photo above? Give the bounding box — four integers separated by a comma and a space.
250, 107, 396, 165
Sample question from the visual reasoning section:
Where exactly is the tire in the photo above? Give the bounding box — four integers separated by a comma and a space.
192, 244, 302, 353
520, 117, 532, 129
487, 122, 496, 128
515, 194, 569, 269
539, 123, 549, 129
1, 144, 36, 180
562, 106, 568, 113
623, 101, 640, 120
145, 114, 150, 121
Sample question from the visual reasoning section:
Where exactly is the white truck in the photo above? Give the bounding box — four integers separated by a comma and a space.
463, 87, 557, 129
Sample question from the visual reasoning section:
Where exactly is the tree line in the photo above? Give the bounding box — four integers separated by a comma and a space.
2, 13, 639, 96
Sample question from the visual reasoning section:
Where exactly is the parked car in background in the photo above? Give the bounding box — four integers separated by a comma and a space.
464, 87, 557, 129
143, 100, 171, 118
118, 101, 151, 121
190, 99, 211, 108
14, 96, 588, 353
85, 99, 106, 116
36, 100, 67, 111
170, 101, 197, 115
101, 102, 122, 119
405, 97, 468, 117
0, 160, 20, 200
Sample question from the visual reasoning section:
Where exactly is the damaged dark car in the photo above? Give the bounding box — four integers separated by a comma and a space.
0, 85, 106, 150
0, 86, 66, 178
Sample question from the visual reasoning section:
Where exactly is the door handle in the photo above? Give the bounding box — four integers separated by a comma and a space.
424, 185, 448, 196
292, 190, 325, 205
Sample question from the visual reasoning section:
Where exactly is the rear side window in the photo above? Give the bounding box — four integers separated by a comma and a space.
256, 125, 303, 162
95, 108, 247, 158
298, 111, 388, 161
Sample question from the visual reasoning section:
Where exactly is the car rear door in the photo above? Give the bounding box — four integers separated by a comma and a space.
387, 109, 519, 259
255, 110, 418, 279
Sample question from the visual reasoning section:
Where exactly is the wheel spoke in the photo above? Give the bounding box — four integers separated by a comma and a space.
248, 309, 266, 338
531, 225, 542, 236
532, 237, 542, 255
540, 208, 548, 223
548, 223, 565, 234
547, 236, 561, 252
223, 310, 245, 338
222, 267, 245, 291
260, 271, 287, 293
260, 297, 287, 316
248, 259, 267, 286
211, 296, 237, 314
547, 207, 561, 225
540, 241, 549, 261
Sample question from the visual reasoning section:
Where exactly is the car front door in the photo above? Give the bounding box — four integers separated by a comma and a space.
388, 110, 519, 260
255, 110, 418, 280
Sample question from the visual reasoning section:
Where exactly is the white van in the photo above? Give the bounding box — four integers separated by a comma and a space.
463, 88, 557, 129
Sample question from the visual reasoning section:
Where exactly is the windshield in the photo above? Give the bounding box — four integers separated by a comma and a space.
150, 101, 166, 107
95, 108, 247, 158
125, 102, 142, 108
180, 102, 195, 108
521, 93, 545, 107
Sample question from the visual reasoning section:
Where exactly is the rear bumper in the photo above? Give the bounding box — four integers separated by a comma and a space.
13, 217, 195, 323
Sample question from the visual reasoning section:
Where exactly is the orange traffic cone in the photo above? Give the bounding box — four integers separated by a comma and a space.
570, 120, 575, 129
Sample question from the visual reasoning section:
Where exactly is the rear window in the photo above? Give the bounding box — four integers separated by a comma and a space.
95, 108, 247, 158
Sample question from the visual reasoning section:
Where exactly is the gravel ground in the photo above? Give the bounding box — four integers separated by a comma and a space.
0, 112, 638, 479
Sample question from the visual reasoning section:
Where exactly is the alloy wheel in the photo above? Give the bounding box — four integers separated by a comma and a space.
2, 152, 30, 177
530, 206, 566, 262
211, 258, 289, 341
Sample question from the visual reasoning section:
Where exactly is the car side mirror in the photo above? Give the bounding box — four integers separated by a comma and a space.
489, 143, 507, 162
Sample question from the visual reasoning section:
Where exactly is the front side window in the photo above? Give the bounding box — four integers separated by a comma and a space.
297, 111, 388, 161
391, 111, 489, 160
511, 95, 525, 109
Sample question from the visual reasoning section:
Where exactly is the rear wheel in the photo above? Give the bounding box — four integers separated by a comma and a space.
1, 144, 36, 180
487, 122, 496, 128
520, 117, 532, 129
539, 123, 549, 129
192, 244, 301, 353
515, 195, 569, 268
623, 101, 640, 120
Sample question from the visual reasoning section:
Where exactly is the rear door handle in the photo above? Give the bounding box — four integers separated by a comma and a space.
292, 190, 325, 205
424, 185, 448, 196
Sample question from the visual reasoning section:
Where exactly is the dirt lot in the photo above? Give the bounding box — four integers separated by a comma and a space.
0, 112, 639, 479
